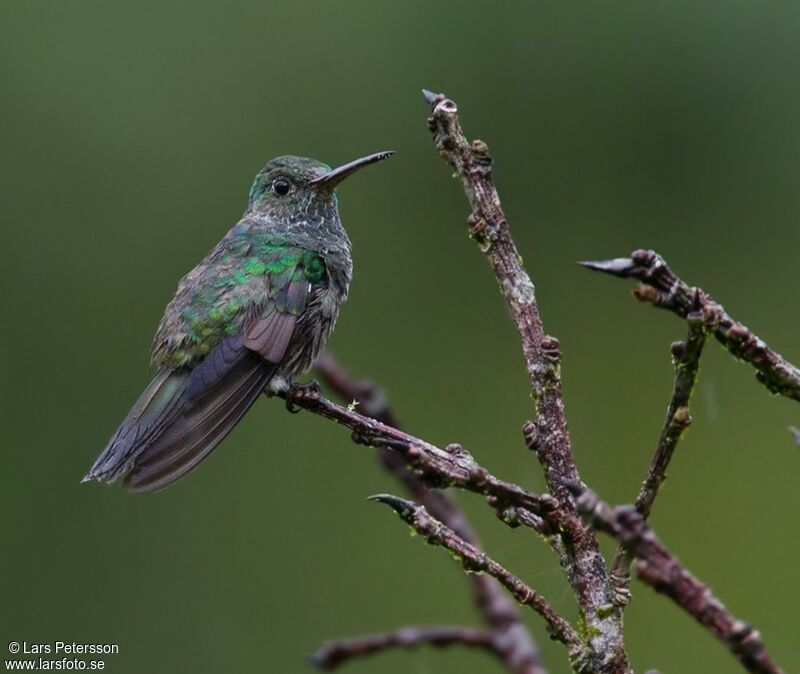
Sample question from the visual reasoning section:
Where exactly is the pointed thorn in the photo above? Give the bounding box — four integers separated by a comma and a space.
578, 257, 638, 278
368, 493, 415, 514
421, 88, 439, 106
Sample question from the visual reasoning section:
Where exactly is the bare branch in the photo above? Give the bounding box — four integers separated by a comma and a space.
314, 353, 488, 540
370, 493, 586, 667
610, 320, 706, 605
311, 625, 495, 671
631, 321, 706, 519
314, 353, 547, 674
296, 95, 789, 674
422, 90, 549, 412
581, 249, 800, 402
424, 88, 628, 673
571, 485, 784, 674
282, 383, 552, 520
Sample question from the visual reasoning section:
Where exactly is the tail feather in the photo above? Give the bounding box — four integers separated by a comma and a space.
84, 335, 275, 493
84, 370, 189, 484
124, 354, 273, 493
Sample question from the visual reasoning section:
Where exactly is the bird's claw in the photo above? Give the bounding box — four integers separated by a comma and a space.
285, 380, 321, 413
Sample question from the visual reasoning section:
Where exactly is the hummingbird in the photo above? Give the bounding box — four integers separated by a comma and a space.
83, 151, 393, 493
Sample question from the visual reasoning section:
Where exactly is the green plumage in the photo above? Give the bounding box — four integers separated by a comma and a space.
154, 233, 325, 368
84, 151, 391, 492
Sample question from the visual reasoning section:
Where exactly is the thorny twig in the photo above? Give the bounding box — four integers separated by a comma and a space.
313, 353, 546, 674
610, 319, 707, 606
311, 625, 496, 671
285, 91, 789, 674
581, 249, 800, 402
370, 494, 585, 664
571, 486, 784, 674
282, 383, 552, 521
423, 88, 629, 674
283, 380, 784, 674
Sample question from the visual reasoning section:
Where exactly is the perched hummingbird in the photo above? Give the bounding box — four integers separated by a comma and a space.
84, 151, 392, 493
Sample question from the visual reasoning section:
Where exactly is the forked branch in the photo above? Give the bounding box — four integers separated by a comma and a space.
424, 88, 628, 674
571, 485, 784, 674
313, 353, 546, 674
581, 249, 800, 401
610, 320, 706, 605
370, 494, 585, 662
295, 91, 787, 674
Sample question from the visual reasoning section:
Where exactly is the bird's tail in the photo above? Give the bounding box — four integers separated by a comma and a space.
83, 369, 190, 485
84, 336, 275, 493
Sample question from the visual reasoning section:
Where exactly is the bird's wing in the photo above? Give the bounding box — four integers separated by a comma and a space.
117, 250, 318, 493
83, 369, 191, 484
243, 254, 312, 362
121, 335, 275, 492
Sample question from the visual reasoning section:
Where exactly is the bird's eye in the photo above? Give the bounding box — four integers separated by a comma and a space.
272, 177, 291, 196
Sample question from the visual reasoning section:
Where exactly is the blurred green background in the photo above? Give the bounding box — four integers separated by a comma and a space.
2, 2, 799, 673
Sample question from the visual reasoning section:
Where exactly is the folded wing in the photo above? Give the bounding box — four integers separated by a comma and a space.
85, 255, 314, 493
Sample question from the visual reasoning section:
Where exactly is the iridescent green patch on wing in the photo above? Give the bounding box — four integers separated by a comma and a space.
298, 250, 325, 284
164, 238, 326, 367
243, 257, 267, 276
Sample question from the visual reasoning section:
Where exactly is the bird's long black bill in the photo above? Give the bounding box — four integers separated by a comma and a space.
310, 150, 393, 189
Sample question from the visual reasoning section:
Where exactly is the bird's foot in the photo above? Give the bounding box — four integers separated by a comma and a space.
285, 379, 321, 414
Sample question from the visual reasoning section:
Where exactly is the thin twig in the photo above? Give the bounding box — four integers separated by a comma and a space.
314, 353, 546, 674
424, 88, 628, 673
282, 383, 553, 520
630, 321, 706, 520
311, 625, 495, 671
370, 493, 586, 667
581, 249, 800, 402
570, 485, 784, 674
610, 320, 706, 605
285, 95, 789, 674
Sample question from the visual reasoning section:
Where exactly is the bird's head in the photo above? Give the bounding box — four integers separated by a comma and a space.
246, 152, 393, 218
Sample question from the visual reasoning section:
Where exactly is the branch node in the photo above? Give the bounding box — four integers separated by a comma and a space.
609, 567, 632, 607
522, 420, 540, 453
671, 406, 692, 428
373, 495, 583, 654
633, 284, 664, 305
314, 353, 547, 674
496, 506, 522, 529
469, 466, 491, 489
471, 138, 490, 156
404, 445, 422, 461
445, 442, 467, 458
539, 494, 560, 513
578, 487, 784, 674
542, 335, 561, 363
587, 248, 800, 403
